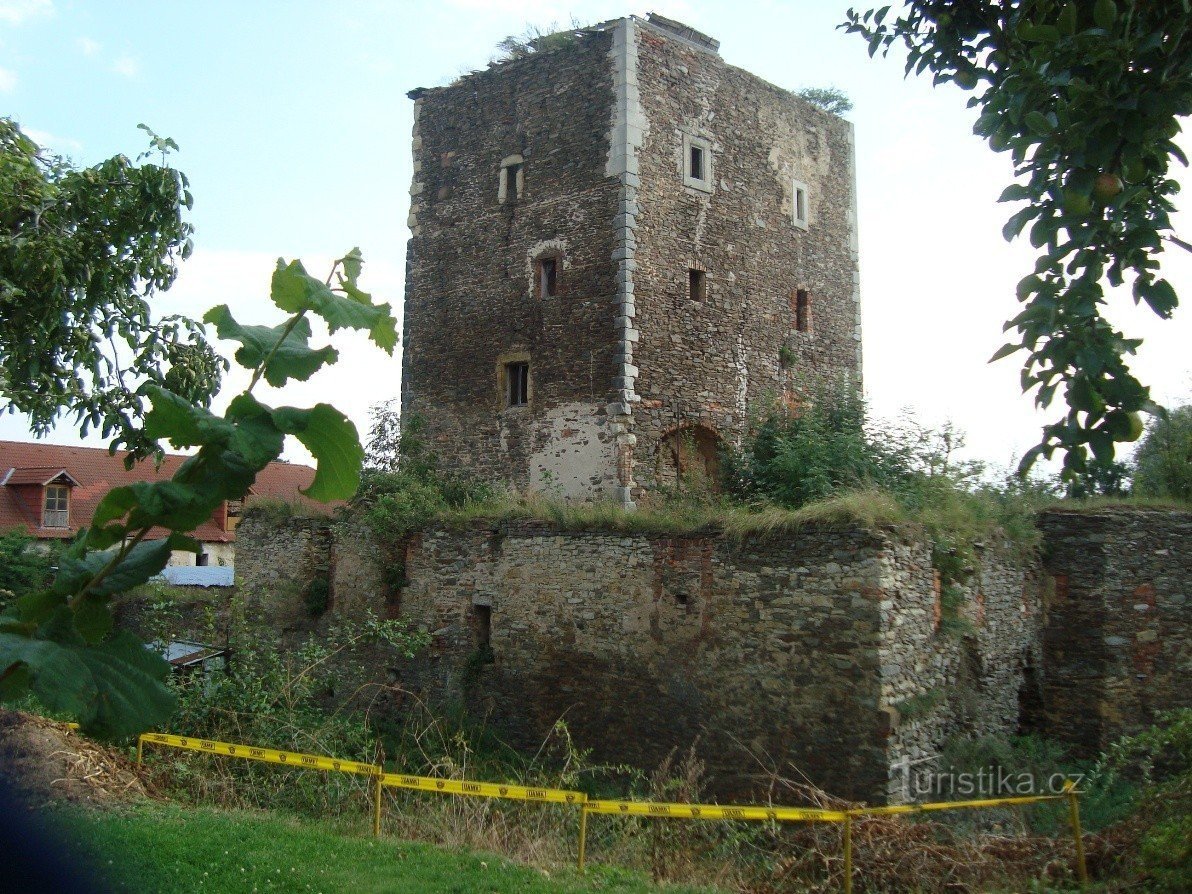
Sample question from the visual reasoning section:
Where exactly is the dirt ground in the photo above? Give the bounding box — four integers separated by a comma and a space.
0, 709, 148, 807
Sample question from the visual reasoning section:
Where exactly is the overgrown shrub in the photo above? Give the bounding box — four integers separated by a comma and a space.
0, 529, 56, 611
725, 382, 1047, 590
147, 605, 426, 818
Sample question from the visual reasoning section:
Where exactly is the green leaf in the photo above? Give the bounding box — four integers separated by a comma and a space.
339, 247, 363, 286
74, 596, 114, 644
989, 343, 1020, 362
204, 305, 338, 385
1093, 0, 1117, 30
270, 404, 364, 502
1134, 277, 1178, 318
143, 385, 234, 448
998, 183, 1033, 202
0, 622, 176, 740
226, 394, 287, 468
1025, 111, 1052, 135
271, 259, 398, 353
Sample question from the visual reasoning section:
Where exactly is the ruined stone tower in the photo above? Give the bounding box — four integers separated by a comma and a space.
402, 14, 862, 505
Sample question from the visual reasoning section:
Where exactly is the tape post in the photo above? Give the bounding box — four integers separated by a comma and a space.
140, 733, 379, 776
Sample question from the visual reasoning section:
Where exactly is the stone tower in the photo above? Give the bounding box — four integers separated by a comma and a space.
402, 14, 861, 505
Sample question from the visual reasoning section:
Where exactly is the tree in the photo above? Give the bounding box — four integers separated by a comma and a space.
1132, 404, 1192, 500
843, 2, 1191, 486
0, 119, 223, 459
797, 86, 854, 116
0, 250, 397, 739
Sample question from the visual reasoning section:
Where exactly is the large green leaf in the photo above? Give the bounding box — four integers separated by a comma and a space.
271, 259, 397, 353
204, 304, 338, 385
143, 385, 234, 448
271, 404, 364, 501
0, 621, 176, 741
226, 394, 287, 468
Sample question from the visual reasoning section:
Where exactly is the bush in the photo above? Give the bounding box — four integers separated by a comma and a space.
151, 605, 426, 818
0, 529, 56, 611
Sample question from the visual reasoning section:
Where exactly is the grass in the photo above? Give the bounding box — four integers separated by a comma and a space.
435, 487, 910, 541
53, 802, 719, 894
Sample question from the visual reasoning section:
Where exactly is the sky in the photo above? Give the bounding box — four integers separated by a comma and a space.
2, 0, 1189, 475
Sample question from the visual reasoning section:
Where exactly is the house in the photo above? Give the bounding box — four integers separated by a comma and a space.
0, 439, 321, 567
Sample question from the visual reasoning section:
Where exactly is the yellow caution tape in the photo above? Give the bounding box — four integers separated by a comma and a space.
584, 800, 848, 822
140, 733, 379, 776
855, 794, 1066, 817
380, 773, 585, 805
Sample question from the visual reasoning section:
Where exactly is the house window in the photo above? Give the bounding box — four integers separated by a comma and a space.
681, 133, 713, 192
537, 256, 558, 298
196, 552, 210, 567
795, 289, 811, 332
498, 154, 524, 203
505, 362, 529, 407
42, 484, 69, 528
688, 268, 707, 302
792, 179, 809, 229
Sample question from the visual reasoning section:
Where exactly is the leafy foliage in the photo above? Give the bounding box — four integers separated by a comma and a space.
724, 382, 1047, 583
0, 530, 56, 610
0, 120, 224, 459
1131, 404, 1192, 501
796, 86, 854, 115
843, 2, 1191, 485
0, 249, 396, 739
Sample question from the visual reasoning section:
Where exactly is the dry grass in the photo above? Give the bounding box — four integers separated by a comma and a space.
0, 709, 150, 806
436, 488, 912, 542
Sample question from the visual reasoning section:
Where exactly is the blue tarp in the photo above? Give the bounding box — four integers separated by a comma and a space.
156, 565, 234, 587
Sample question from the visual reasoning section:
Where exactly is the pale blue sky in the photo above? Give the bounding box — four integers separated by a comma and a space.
2, 0, 1189, 472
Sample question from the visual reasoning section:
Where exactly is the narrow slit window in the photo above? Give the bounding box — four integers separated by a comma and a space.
506, 362, 529, 407
498, 155, 524, 203
688, 268, 706, 302
538, 257, 558, 298
795, 289, 811, 333
475, 604, 491, 647
681, 133, 713, 192
792, 179, 809, 229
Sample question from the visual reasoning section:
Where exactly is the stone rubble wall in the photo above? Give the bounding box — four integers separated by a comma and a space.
233, 511, 333, 632
398, 520, 893, 801
1037, 508, 1192, 756
876, 540, 1043, 800
231, 506, 1190, 802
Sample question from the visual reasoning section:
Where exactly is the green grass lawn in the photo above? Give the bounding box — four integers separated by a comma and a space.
53, 803, 717, 894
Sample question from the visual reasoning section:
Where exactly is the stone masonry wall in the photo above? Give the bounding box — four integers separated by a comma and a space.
402, 31, 623, 499
398, 521, 892, 801
628, 19, 862, 495
233, 511, 332, 632
1038, 508, 1192, 756
232, 507, 1189, 802
877, 541, 1043, 801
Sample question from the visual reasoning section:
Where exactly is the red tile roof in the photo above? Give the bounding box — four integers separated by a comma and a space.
0, 439, 325, 543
